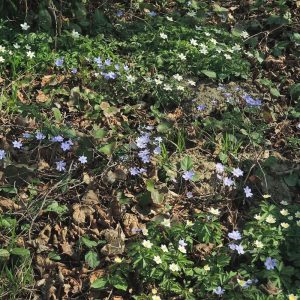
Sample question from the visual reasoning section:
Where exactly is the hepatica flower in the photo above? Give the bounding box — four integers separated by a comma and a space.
232, 167, 243, 177
116, 10, 124, 17
228, 230, 242, 240
243, 95, 262, 107
183, 170, 195, 181
61, 141, 72, 152
71, 68, 78, 74
213, 286, 225, 295
138, 149, 150, 163
55, 58, 64, 67
197, 104, 206, 111
234, 244, 245, 254
215, 163, 224, 174
36, 132, 46, 140
223, 177, 234, 187
12, 140, 23, 149
78, 155, 87, 164
23, 132, 31, 138
0, 149, 6, 160
148, 11, 157, 17
186, 192, 193, 198
244, 186, 253, 198
153, 146, 161, 155
51, 135, 64, 142
56, 160, 66, 172
264, 257, 277, 270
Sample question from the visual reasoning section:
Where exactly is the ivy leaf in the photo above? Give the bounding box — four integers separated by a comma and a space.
81, 236, 98, 248
99, 143, 115, 156
181, 156, 193, 171
0, 249, 10, 259
10, 248, 30, 257
201, 70, 217, 79
91, 278, 107, 289
85, 251, 100, 269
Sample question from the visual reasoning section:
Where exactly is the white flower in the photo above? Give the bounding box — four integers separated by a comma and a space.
161, 244, 168, 252
0, 56, 4, 63
209, 207, 220, 215
295, 211, 300, 218
210, 38, 217, 45
280, 200, 289, 205
169, 263, 180, 272
178, 245, 186, 253
152, 296, 161, 300
177, 85, 184, 91
25, 44, 31, 50
266, 215, 276, 224
161, 218, 171, 227
13, 43, 20, 49
114, 257, 122, 263
163, 84, 172, 91
190, 38, 198, 46
240, 31, 249, 38
154, 78, 162, 85
142, 240, 153, 249
188, 80, 196, 86
26, 51, 35, 59
173, 74, 183, 81
0, 45, 6, 53
126, 74, 136, 83
281, 222, 289, 228
166, 16, 173, 21
232, 44, 241, 51
254, 214, 262, 221
204, 264, 210, 271
160, 32, 168, 39
21, 22, 30, 30
187, 11, 196, 17
224, 54, 232, 60
153, 255, 162, 264
186, 220, 194, 226
178, 53, 186, 61
71, 29, 80, 38
204, 32, 211, 36
142, 227, 148, 236
254, 240, 264, 248
199, 44, 208, 54
280, 209, 289, 216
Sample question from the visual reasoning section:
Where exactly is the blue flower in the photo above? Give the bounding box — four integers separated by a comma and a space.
22, 132, 31, 138
228, 230, 242, 240
51, 135, 64, 142
71, 68, 78, 74
183, 170, 195, 181
78, 155, 87, 164
12, 140, 23, 149
104, 59, 112, 66
264, 257, 277, 270
94, 57, 102, 65
197, 104, 206, 111
243, 94, 262, 106
138, 149, 150, 163
213, 286, 225, 295
148, 11, 157, 17
0, 149, 6, 160
61, 141, 72, 151
116, 10, 124, 17
55, 58, 64, 67
56, 160, 66, 172
153, 146, 161, 155
36, 132, 46, 140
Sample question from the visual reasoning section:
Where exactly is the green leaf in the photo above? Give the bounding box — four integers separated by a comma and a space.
181, 156, 193, 171
284, 174, 298, 187
81, 236, 98, 248
91, 277, 107, 289
52, 107, 62, 122
157, 122, 172, 133
92, 127, 107, 139
46, 201, 68, 215
146, 179, 155, 192
0, 249, 10, 259
48, 252, 61, 261
98, 143, 115, 156
10, 248, 30, 257
201, 70, 217, 79
85, 251, 100, 269
270, 88, 281, 97
289, 83, 300, 100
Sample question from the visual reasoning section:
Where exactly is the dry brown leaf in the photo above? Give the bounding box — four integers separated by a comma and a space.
122, 213, 140, 236
100, 224, 125, 256
38, 160, 50, 170
89, 269, 105, 284
72, 204, 95, 224
60, 242, 74, 256
82, 190, 99, 205
0, 197, 21, 211
41, 75, 54, 86
36, 90, 49, 103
